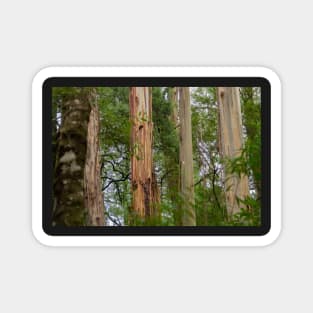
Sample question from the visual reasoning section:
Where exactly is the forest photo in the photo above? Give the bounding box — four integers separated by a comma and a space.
52, 86, 261, 227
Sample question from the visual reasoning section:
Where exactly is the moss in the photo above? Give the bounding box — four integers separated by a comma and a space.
53, 92, 92, 226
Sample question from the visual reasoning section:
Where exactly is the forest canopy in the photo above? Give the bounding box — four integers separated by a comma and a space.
52, 86, 261, 227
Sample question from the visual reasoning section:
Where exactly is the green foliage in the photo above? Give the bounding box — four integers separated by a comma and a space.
152, 87, 180, 221
241, 87, 261, 140
191, 87, 218, 154
52, 86, 262, 227
194, 183, 226, 226
97, 87, 131, 224
98, 87, 130, 149
152, 87, 179, 160
227, 197, 261, 226
240, 87, 261, 195
223, 136, 261, 223
192, 87, 228, 225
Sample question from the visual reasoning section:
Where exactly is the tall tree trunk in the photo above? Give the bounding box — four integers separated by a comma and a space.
84, 90, 106, 226
169, 87, 178, 128
178, 87, 196, 226
167, 87, 180, 224
217, 87, 250, 216
151, 170, 160, 219
53, 89, 91, 226
130, 87, 159, 222
53, 88, 105, 226
196, 130, 209, 226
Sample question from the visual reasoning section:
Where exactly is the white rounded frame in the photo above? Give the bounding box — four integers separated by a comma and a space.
32, 67, 281, 247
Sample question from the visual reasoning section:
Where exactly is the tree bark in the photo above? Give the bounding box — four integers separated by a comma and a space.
53, 88, 105, 226
53, 89, 91, 226
151, 170, 160, 219
169, 87, 178, 129
130, 87, 159, 221
84, 90, 106, 226
217, 87, 250, 216
178, 87, 196, 226
167, 87, 180, 224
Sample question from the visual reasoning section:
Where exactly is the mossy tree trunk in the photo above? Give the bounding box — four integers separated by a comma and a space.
130, 87, 159, 223
178, 87, 196, 226
53, 89, 91, 226
53, 88, 105, 226
217, 87, 250, 216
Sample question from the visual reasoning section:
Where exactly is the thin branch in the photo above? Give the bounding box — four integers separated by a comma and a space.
105, 212, 122, 226
212, 165, 222, 213
102, 159, 128, 176
102, 174, 130, 191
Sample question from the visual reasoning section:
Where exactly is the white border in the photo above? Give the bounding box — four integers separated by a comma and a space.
32, 67, 281, 247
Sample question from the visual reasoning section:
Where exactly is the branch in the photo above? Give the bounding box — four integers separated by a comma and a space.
102, 159, 128, 176
102, 173, 130, 191
212, 165, 222, 213
114, 181, 123, 205
193, 176, 206, 187
105, 212, 122, 226
159, 169, 175, 185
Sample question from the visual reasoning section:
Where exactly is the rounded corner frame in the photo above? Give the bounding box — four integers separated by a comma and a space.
32, 66, 281, 247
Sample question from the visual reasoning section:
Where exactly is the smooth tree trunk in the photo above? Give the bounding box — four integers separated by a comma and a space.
169, 87, 178, 129
151, 170, 160, 219
130, 87, 159, 221
217, 87, 250, 216
178, 87, 196, 226
167, 87, 180, 224
84, 91, 106, 226
53, 88, 105, 226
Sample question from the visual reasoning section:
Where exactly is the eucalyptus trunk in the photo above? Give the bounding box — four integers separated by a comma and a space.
217, 87, 250, 216
130, 87, 159, 222
178, 87, 196, 226
167, 87, 180, 224
84, 91, 106, 226
169, 87, 178, 129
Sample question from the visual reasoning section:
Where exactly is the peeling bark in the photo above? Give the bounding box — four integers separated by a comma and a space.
217, 87, 250, 216
178, 87, 196, 226
84, 91, 105, 226
130, 87, 159, 221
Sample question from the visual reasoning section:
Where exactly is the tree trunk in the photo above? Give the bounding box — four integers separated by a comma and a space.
130, 87, 159, 222
53, 89, 91, 226
167, 87, 180, 224
169, 87, 178, 128
178, 87, 196, 226
217, 87, 250, 216
84, 90, 106, 226
53, 88, 105, 226
151, 170, 160, 219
